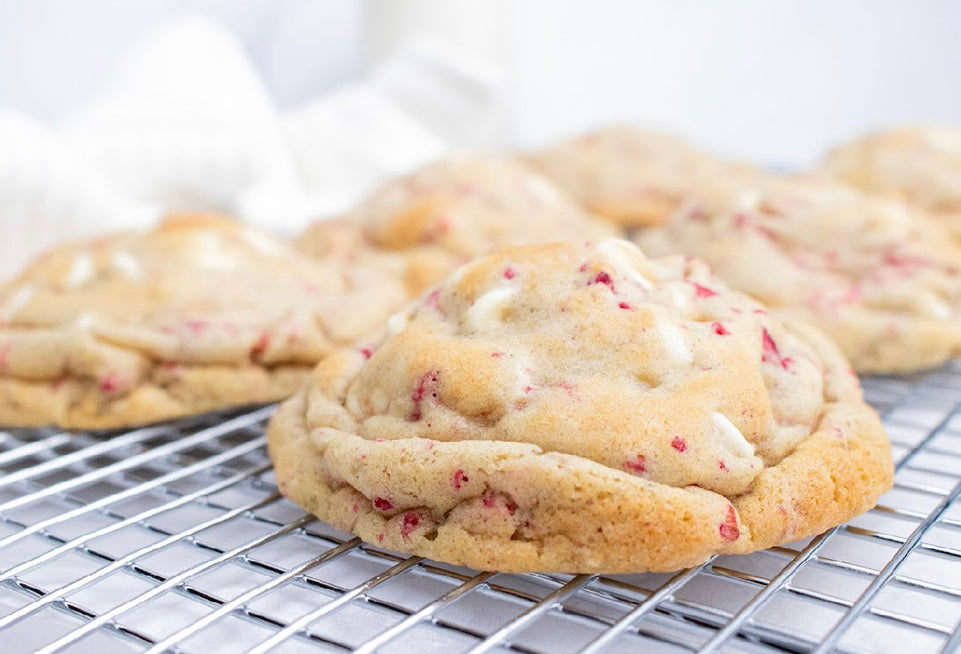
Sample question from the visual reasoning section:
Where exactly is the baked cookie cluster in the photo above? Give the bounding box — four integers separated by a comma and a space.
297, 155, 616, 294
0, 214, 406, 428
268, 240, 892, 573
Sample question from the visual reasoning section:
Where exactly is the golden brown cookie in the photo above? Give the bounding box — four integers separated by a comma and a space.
0, 214, 407, 429
821, 125, 961, 235
295, 155, 618, 294
528, 125, 759, 227
268, 239, 891, 573
637, 174, 961, 374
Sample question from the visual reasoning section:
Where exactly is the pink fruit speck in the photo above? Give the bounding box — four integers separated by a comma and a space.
578, 262, 588, 273
359, 347, 373, 360
588, 271, 615, 291
184, 319, 207, 335
625, 455, 646, 474
99, 372, 123, 394
761, 328, 793, 370
452, 469, 469, 490
691, 282, 717, 298
401, 512, 420, 539
352, 503, 359, 513
482, 493, 497, 508
618, 302, 631, 310
373, 497, 393, 511
719, 460, 729, 472
671, 436, 687, 453
410, 370, 440, 421
252, 332, 270, 356
688, 205, 708, 221
720, 506, 740, 541
378, 533, 384, 542
491, 351, 504, 358
423, 288, 444, 313
503, 267, 517, 280
711, 321, 729, 335
375, 438, 385, 443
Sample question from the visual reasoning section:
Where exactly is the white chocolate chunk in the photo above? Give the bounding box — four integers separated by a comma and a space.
241, 228, 288, 257
712, 412, 755, 458
110, 251, 142, 280
387, 311, 409, 335
466, 287, 516, 331
915, 293, 953, 320
653, 320, 692, 365
0, 285, 35, 321
596, 239, 653, 290
65, 254, 95, 288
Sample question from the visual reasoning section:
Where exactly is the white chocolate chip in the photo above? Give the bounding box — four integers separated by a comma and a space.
670, 287, 692, 312
241, 228, 288, 257
915, 293, 953, 320
652, 320, 692, 365
65, 253, 95, 288
712, 412, 755, 458
735, 189, 761, 212
525, 175, 563, 205
0, 284, 35, 321
387, 312, 409, 335
110, 251, 142, 280
466, 287, 516, 331
595, 239, 653, 290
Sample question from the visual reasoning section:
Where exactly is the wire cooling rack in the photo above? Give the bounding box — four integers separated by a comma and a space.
1, 364, 961, 654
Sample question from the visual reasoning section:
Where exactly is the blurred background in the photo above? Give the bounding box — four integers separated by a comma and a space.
0, 0, 959, 274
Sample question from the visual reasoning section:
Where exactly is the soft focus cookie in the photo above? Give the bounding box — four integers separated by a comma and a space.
0, 214, 407, 428
296, 155, 618, 294
821, 125, 961, 235
269, 239, 891, 573
637, 175, 961, 373
529, 125, 759, 227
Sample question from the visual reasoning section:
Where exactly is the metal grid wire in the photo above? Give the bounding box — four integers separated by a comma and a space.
2, 364, 961, 653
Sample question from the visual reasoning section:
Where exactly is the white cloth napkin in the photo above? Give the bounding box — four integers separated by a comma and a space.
0, 15, 506, 280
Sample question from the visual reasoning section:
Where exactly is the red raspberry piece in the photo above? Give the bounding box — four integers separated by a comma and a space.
625, 455, 646, 474
671, 436, 687, 452
373, 497, 393, 511
409, 370, 440, 421
691, 282, 717, 298
98, 372, 123, 394
711, 321, 729, 335
401, 512, 420, 540
588, 271, 615, 291
719, 506, 740, 541
761, 328, 793, 370
452, 469, 469, 490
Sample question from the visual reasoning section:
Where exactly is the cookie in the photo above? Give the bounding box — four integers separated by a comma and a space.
268, 239, 891, 573
637, 174, 961, 373
528, 125, 759, 228
821, 125, 961, 235
296, 155, 618, 294
0, 214, 407, 429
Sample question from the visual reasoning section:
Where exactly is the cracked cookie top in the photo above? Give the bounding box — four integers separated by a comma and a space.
296, 156, 618, 293
269, 239, 891, 572
637, 175, 961, 373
